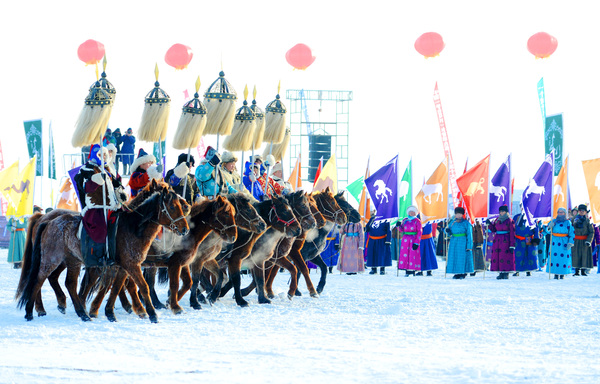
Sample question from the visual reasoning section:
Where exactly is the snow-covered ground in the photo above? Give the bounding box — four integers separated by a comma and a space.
0, 249, 599, 384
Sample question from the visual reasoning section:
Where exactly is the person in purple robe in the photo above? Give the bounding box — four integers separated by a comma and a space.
486, 205, 515, 280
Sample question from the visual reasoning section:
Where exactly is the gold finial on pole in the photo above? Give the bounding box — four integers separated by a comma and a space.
253, 85, 257, 100
244, 84, 248, 101
154, 63, 159, 82
195, 76, 201, 93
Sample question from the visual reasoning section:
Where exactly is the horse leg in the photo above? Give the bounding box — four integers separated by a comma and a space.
64, 261, 90, 321
78, 267, 100, 307
189, 273, 203, 310
47, 263, 67, 315
264, 261, 280, 299
118, 283, 133, 314
253, 264, 271, 305
277, 257, 298, 300
125, 266, 159, 323
104, 270, 129, 322
312, 254, 329, 294
205, 260, 224, 304
240, 273, 257, 297
144, 267, 166, 310
290, 251, 318, 297
175, 266, 193, 312
228, 257, 249, 307
89, 281, 109, 318
123, 277, 147, 316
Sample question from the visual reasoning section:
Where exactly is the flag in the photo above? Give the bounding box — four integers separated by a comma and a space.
346, 176, 364, 204
397, 159, 412, 219
455, 159, 469, 218
196, 137, 206, 160
365, 155, 399, 221
456, 155, 490, 222
288, 153, 302, 191
23, 119, 43, 176
537, 78, 546, 124
522, 152, 554, 226
313, 155, 337, 193
0, 140, 10, 215
48, 122, 56, 179
313, 156, 323, 186
57, 177, 80, 211
358, 159, 371, 226
6, 156, 36, 217
581, 158, 600, 223
0, 160, 20, 212
552, 155, 568, 219
68, 165, 83, 206
416, 158, 448, 224
183, 89, 190, 100
489, 154, 511, 217
545, 113, 563, 176
433, 83, 460, 208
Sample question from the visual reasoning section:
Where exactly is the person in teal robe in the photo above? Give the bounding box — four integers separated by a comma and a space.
8, 217, 28, 268
445, 207, 474, 279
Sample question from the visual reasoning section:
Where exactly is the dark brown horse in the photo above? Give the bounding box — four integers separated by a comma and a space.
16, 180, 189, 323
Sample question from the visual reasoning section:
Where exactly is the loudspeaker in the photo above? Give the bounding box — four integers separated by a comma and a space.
308, 135, 332, 182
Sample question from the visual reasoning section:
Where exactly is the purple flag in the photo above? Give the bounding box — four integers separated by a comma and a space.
68, 166, 83, 207
365, 155, 398, 221
522, 152, 554, 226
489, 155, 511, 217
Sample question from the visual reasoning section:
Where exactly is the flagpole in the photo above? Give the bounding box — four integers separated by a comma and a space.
509, 153, 513, 214
549, 151, 555, 280
445, 156, 449, 279
483, 153, 491, 280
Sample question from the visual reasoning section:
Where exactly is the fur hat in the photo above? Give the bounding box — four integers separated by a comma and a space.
131, 148, 156, 172
252, 154, 263, 164
88, 144, 109, 166
454, 207, 465, 215
577, 204, 589, 212
177, 153, 195, 167
499, 205, 509, 213
222, 151, 238, 164
407, 205, 419, 216
271, 162, 283, 174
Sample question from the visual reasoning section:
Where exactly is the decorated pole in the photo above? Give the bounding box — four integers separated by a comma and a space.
203, 71, 237, 151
264, 81, 287, 176
249, 86, 266, 196
223, 84, 256, 161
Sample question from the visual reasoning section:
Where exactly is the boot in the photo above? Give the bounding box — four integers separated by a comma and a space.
560, 275, 564, 279
379, 267, 386, 275
470, 272, 477, 277
526, 272, 531, 277
426, 271, 433, 277
328, 266, 333, 274
581, 269, 588, 276
503, 272, 510, 279
369, 267, 377, 275
496, 273, 504, 280
574, 269, 580, 276
405, 270, 415, 277
452, 274, 460, 279
415, 271, 424, 276
554, 274, 559, 280
460, 274, 467, 279
513, 272, 519, 277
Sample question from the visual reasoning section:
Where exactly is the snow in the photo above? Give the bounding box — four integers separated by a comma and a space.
0, 248, 599, 384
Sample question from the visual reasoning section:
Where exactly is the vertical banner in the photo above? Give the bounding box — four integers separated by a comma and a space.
365, 155, 399, 221
415, 158, 448, 224
397, 159, 412, 219
544, 113, 563, 176
488, 154, 511, 217
6, 156, 36, 217
0, 140, 8, 215
23, 119, 43, 176
48, 122, 56, 180
581, 158, 600, 223
433, 83, 459, 208
288, 153, 302, 191
522, 152, 554, 226
358, 158, 371, 226
553, 155, 569, 218
537, 78, 546, 123
313, 155, 337, 193
456, 155, 490, 222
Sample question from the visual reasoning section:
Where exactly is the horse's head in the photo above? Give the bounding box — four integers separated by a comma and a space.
306, 193, 326, 229
285, 190, 316, 232
208, 196, 238, 243
157, 185, 190, 236
335, 191, 359, 224
228, 193, 266, 234
313, 188, 347, 225
269, 195, 302, 238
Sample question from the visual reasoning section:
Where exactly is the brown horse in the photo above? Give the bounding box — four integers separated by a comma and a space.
16, 180, 189, 323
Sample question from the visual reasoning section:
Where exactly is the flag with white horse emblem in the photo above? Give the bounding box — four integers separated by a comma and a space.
416, 158, 448, 224
522, 152, 554, 226
488, 154, 511, 217
365, 155, 398, 221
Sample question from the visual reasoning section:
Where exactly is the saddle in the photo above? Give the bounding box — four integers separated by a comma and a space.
80, 212, 119, 268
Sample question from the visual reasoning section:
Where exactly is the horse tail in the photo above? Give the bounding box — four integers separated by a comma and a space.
15, 214, 43, 300
157, 267, 169, 285
17, 221, 47, 309
80, 268, 103, 303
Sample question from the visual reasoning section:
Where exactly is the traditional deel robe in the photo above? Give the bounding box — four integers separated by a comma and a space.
420, 222, 438, 271
120, 135, 136, 166
536, 222, 550, 268
546, 218, 575, 275
320, 228, 340, 267
365, 219, 392, 268
220, 166, 244, 192
397, 216, 422, 271
485, 227, 495, 263
488, 216, 515, 272
472, 221, 487, 272
445, 218, 474, 274
593, 225, 600, 268
436, 221, 447, 257
337, 222, 365, 273
7, 217, 27, 264
196, 160, 237, 198
258, 174, 285, 198
391, 223, 402, 261
572, 214, 594, 269
513, 214, 539, 272
166, 168, 200, 205
242, 162, 265, 201
129, 166, 162, 198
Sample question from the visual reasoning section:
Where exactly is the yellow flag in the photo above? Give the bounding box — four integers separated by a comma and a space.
582, 157, 600, 223
313, 154, 337, 193
0, 160, 19, 206
358, 158, 371, 226
553, 156, 568, 218
7, 156, 36, 217
415, 158, 448, 224
288, 153, 302, 191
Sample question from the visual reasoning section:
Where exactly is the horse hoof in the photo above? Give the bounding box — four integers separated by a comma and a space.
198, 294, 208, 305
137, 312, 147, 319
294, 290, 302, 297
236, 300, 249, 308
258, 297, 271, 305
316, 286, 324, 294
122, 306, 133, 314
80, 315, 92, 322
171, 308, 184, 315
37, 311, 47, 317
89, 313, 98, 319
153, 302, 166, 310
287, 293, 293, 301
57, 305, 66, 314
191, 303, 202, 310
267, 293, 276, 299
107, 314, 117, 323
25, 314, 33, 321
149, 315, 159, 323
310, 292, 319, 298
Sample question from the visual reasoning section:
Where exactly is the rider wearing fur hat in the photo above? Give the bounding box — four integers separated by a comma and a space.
572, 204, 594, 276
128, 148, 162, 197
166, 153, 200, 204
195, 146, 237, 199
219, 151, 245, 192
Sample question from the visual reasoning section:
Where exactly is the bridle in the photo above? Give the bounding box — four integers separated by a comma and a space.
231, 198, 264, 231
201, 201, 237, 240
269, 203, 297, 227
315, 194, 344, 222
159, 198, 188, 232
288, 195, 314, 227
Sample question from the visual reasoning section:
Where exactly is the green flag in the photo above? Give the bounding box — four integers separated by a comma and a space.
397, 159, 412, 219
23, 119, 43, 176
346, 176, 364, 203
48, 123, 56, 179
544, 113, 563, 176
153, 139, 166, 169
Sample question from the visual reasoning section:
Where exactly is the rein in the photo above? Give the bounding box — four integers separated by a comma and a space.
315, 194, 344, 222
122, 192, 186, 233
231, 199, 263, 231
269, 205, 297, 227
201, 202, 236, 239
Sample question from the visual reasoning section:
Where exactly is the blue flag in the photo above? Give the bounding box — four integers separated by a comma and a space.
522, 152, 554, 226
488, 154, 511, 217
365, 155, 398, 221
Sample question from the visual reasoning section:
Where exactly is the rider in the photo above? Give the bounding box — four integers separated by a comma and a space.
269, 161, 293, 196
166, 153, 201, 205
243, 155, 266, 201
195, 146, 237, 199
128, 148, 163, 197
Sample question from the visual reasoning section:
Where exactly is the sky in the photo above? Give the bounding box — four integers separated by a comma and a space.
1, 0, 599, 208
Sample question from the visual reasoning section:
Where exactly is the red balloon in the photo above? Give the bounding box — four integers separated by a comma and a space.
527, 32, 558, 59
415, 32, 445, 58
77, 39, 105, 65
165, 44, 193, 70
285, 43, 316, 70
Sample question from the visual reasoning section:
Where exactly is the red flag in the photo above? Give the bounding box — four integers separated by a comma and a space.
456, 155, 490, 222
313, 156, 323, 186
455, 158, 469, 217
183, 89, 190, 100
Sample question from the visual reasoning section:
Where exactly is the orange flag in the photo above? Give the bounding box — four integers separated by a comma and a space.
582, 157, 600, 223
288, 153, 302, 191
553, 155, 568, 218
358, 158, 371, 226
416, 158, 448, 224
57, 177, 80, 211
456, 154, 490, 222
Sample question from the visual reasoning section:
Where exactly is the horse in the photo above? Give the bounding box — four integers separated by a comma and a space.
422, 183, 444, 204
16, 180, 189, 323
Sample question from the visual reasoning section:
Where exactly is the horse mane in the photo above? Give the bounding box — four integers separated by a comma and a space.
126, 180, 169, 211
189, 199, 213, 218
121, 191, 162, 237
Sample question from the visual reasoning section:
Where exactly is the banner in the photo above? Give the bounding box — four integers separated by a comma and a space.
313, 155, 337, 193
68, 166, 83, 206
313, 157, 323, 186
23, 119, 43, 176
397, 159, 412, 219
196, 137, 206, 160
416, 158, 448, 224
57, 177, 80, 211
48, 122, 56, 179
358, 159, 371, 226
545, 114, 563, 176
365, 155, 399, 221
0, 161, 20, 212
522, 152, 554, 226
582, 158, 600, 223
288, 153, 302, 191
537, 78, 546, 123
456, 155, 490, 221
6, 157, 36, 217
0, 140, 9, 215
553, 155, 568, 219
346, 176, 364, 204
488, 154, 511, 217
433, 83, 459, 208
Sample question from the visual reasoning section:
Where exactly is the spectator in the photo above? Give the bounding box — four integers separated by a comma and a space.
121, 128, 136, 176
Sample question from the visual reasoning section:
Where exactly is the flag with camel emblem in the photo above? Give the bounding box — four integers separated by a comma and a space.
522, 152, 554, 227
397, 159, 412, 219
552, 155, 569, 219
365, 155, 398, 221
456, 154, 490, 222
488, 154, 511, 217
6, 156, 36, 217
416, 158, 448, 224
581, 157, 600, 223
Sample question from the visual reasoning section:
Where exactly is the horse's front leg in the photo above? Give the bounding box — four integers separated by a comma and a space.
312, 254, 329, 295
126, 265, 159, 323
253, 263, 271, 305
